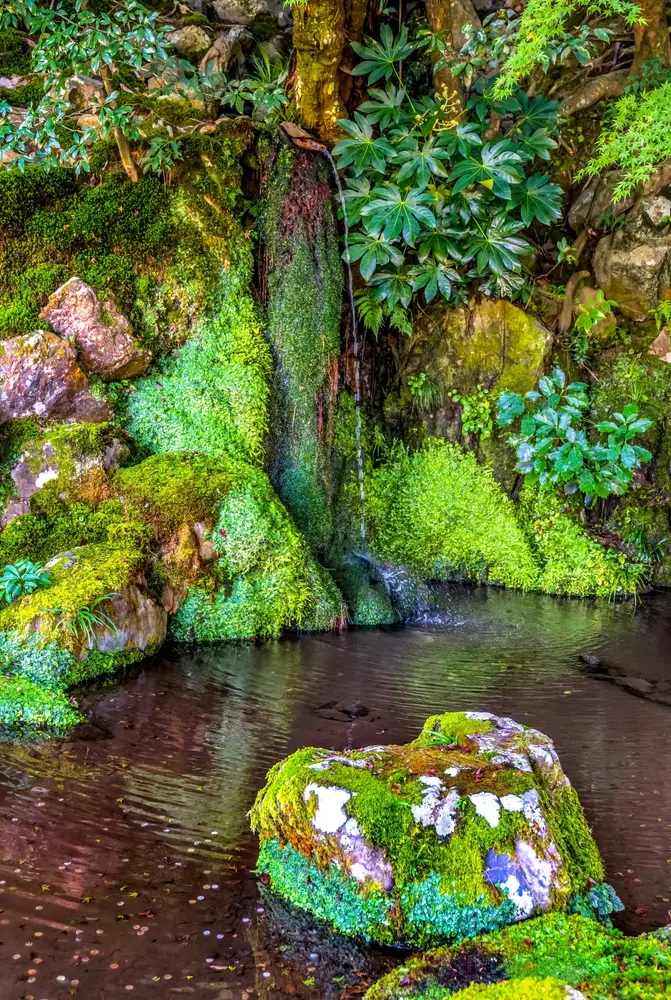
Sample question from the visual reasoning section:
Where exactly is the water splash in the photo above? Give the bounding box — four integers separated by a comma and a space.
322, 149, 366, 540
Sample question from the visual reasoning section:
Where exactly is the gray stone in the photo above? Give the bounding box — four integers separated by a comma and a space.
592, 195, 671, 322
167, 25, 212, 59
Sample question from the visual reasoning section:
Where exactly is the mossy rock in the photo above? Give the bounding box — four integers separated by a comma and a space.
364, 913, 671, 999
0, 540, 166, 693
251, 712, 607, 948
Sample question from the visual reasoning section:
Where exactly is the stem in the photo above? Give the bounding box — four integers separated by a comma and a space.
100, 65, 138, 182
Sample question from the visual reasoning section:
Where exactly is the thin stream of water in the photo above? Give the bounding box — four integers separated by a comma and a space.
323, 148, 366, 539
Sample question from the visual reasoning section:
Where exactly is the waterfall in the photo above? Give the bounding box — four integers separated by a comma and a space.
321, 149, 366, 541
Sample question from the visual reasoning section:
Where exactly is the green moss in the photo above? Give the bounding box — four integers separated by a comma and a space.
0, 541, 147, 650
0, 262, 70, 335
365, 913, 671, 1000
257, 839, 394, 942
262, 146, 342, 557
0, 77, 44, 106
114, 452, 241, 538
448, 978, 575, 999
0, 27, 31, 76
540, 783, 604, 896
366, 441, 539, 590
0, 500, 128, 569
417, 712, 495, 748
0, 674, 82, 732
125, 260, 271, 465
518, 484, 645, 598
170, 469, 346, 641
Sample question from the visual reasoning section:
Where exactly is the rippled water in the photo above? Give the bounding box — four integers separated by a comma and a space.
1, 586, 671, 999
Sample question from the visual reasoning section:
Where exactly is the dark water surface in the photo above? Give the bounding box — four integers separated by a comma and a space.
1, 587, 671, 999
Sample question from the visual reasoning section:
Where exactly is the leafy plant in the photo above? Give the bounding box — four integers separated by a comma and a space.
556, 237, 577, 265
0, 560, 51, 604
448, 384, 493, 439
571, 289, 617, 364
408, 371, 440, 412
334, 25, 563, 332
217, 53, 289, 120
496, 367, 653, 503
47, 594, 119, 645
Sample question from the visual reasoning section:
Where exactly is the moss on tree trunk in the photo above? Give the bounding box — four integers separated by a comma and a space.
633, 0, 671, 73
423, 0, 480, 113
293, 0, 347, 140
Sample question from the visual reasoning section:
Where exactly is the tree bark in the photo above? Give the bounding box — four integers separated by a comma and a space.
100, 66, 138, 182
292, 0, 348, 140
423, 0, 480, 113
632, 0, 671, 73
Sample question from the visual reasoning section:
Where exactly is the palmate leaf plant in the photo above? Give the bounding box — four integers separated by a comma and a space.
332, 25, 563, 336
0, 560, 51, 604
496, 368, 653, 504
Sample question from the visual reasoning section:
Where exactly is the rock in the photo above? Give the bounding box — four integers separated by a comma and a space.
167, 25, 211, 58
3, 423, 130, 522
40, 278, 152, 380
210, 0, 288, 26
363, 911, 664, 1000
650, 328, 671, 362
0, 330, 111, 424
579, 656, 671, 705
198, 25, 253, 74
592, 195, 671, 322
401, 299, 552, 484
251, 711, 607, 947
568, 172, 633, 231
0, 541, 167, 693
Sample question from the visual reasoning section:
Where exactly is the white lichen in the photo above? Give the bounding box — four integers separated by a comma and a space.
469, 791, 501, 828
303, 784, 353, 833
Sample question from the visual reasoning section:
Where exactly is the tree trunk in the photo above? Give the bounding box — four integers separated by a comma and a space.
423, 0, 480, 113
292, 0, 347, 140
632, 0, 671, 74
100, 66, 138, 182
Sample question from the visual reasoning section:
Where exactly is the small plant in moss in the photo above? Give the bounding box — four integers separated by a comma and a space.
0, 560, 50, 603
46, 594, 119, 645
496, 367, 652, 504
408, 371, 440, 412
448, 384, 493, 439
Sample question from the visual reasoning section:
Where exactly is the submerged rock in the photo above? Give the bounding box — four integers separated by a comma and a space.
251, 711, 608, 947
363, 912, 667, 999
40, 278, 152, 380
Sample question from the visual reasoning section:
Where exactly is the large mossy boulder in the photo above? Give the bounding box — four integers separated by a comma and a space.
364, 913, 670, 999
251, 711, 607, 948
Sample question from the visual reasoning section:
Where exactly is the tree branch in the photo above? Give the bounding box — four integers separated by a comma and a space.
560, 70, 628, 116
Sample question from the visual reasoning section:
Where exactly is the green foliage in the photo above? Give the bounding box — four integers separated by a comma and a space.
0, 559, 50, 603
46, 593, 119, 645
568, 882, 624, 926
408, 371, 440, 412
571, 289, 617, 365
365, 440, 539, 589
334, 26, 562, 329
0, 0, 172, 174
496, 367, 652, 503
218, 53, 288, 121
0, 500, 130, 568
581, 81, 671, 199
0, 673, 81, 731
448, 384, 493, 439
519, 484, 646, 598
0, 26, 31, 75
446, 979, 578, 1000
493, 0, 642, 96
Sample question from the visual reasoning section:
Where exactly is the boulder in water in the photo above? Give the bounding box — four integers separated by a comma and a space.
251, 711, 610, 947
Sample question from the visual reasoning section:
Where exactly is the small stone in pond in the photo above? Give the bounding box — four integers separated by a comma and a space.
217, 934, 224, 939
242, 918, 249, 923
203, 930, 211, 935
197, 895, 204, 900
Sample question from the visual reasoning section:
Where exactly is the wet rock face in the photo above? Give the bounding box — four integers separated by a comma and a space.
0, 330, 112, 424
592, 195, 671, 322
251, 712, 606, 948
40, 278, 152, 380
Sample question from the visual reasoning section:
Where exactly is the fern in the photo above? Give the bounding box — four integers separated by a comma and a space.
581, 82, 671, 199
493, 0, 642, 96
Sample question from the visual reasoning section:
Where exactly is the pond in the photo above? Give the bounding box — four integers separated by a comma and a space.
0, 586, 670, 999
